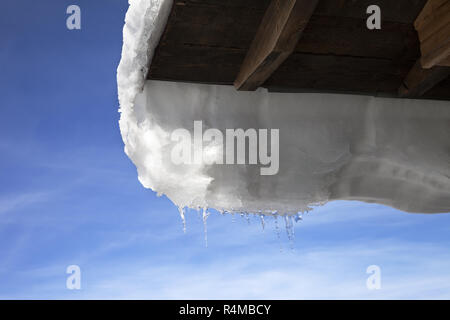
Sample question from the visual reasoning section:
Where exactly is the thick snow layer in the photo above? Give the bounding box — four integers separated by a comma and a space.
117, 0, 173, 115
117, 0, 450, 215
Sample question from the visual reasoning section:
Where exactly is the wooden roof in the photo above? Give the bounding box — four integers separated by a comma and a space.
147, 0, 450, 100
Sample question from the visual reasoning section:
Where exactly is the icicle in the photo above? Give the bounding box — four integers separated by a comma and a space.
178, 206, 186, 234
245, 213, 250, 225
294, 212, 303, 223
274, 215, 283, 252
290, 215, 295, 238
202, 207, 210, 247
284, 215, 295, 250
284, 215, 294, 241
259, 214, 265, 232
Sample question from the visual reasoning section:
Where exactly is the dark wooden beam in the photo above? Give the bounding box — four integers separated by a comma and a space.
439, 56, 450, 66
234, 0, 318, 91
398, 0, 450, 97
414, 0, 450, 68
398, 60, 450, 97
420, 25, 450, 68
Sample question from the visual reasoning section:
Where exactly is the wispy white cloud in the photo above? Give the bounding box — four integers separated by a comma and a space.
6, 238, 450, 300
79, 241, 450, 299
0, 192, 50, 216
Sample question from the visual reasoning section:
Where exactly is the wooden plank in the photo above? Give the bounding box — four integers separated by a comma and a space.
182, 0, 426, 23
398, 60, 450, 97
155, 2, 267, 50
415, 0, 450, 42
414, 0, 448, 30
415, 0, 450, 68
296, 15, 420, 61
180, 0, 269, 9
265, 53, 413, 94
422, 41, 450, 68
149, 46, 413, 95
438, 55, 450, 66
234, 0, 319, 91
420, 23, 450, 68
316, 0, 427, 24
149, 45, 246, 84
159, 7, 421, 61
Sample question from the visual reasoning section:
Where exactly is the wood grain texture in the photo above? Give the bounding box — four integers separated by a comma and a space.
147, 0, 450, 100
420, 23, 450, 68
415, 0, 450, 68
234, 0, 319, 91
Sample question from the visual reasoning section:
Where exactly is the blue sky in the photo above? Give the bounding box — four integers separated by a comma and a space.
0, 0, 450, 299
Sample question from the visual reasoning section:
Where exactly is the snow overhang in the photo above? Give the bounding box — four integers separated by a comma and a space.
117, 0, 450, 216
